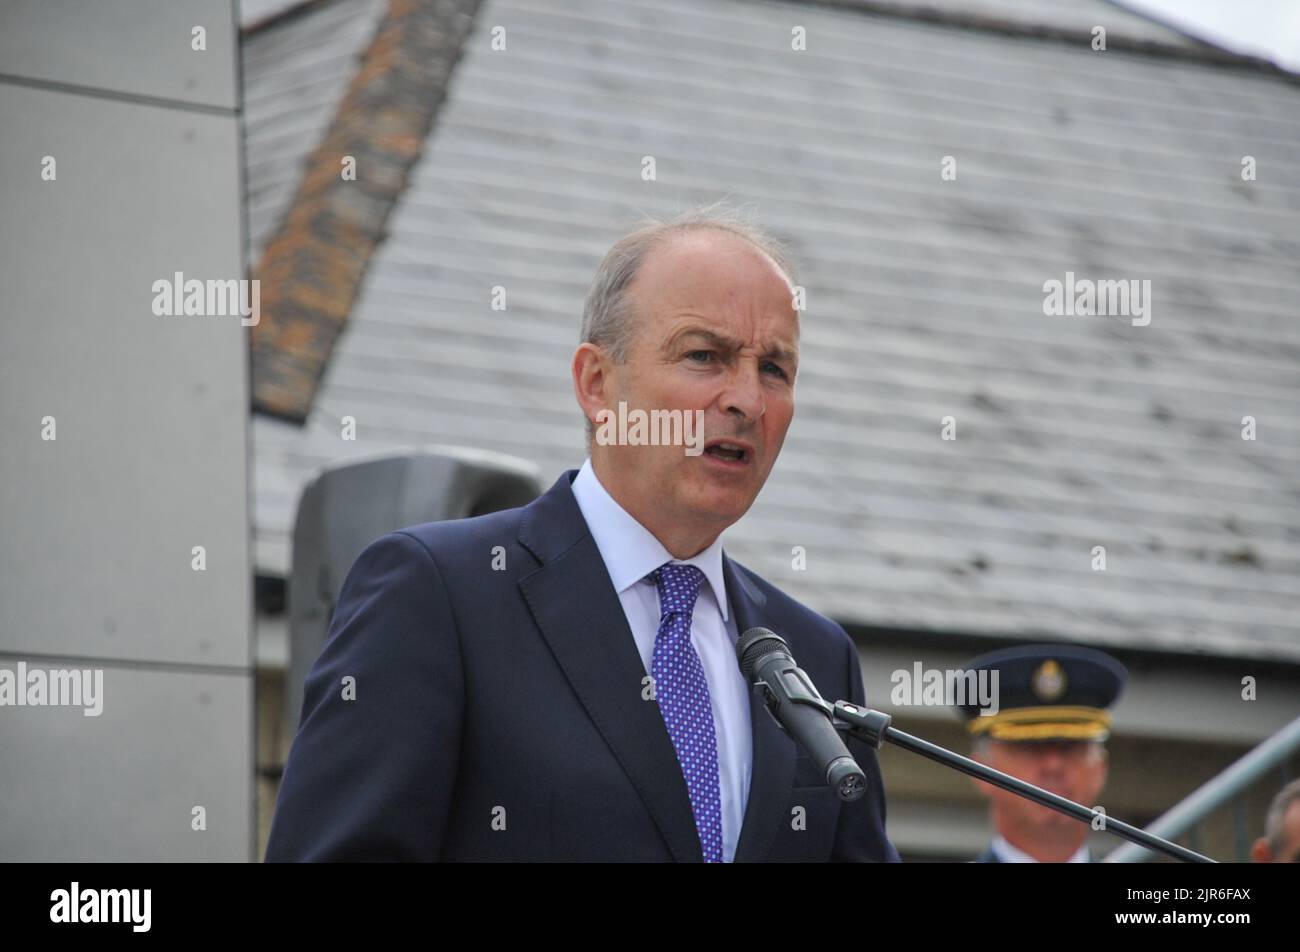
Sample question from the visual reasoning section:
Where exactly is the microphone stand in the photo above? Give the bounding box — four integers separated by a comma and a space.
830, 700, 1215, 864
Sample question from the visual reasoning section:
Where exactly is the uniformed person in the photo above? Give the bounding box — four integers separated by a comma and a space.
956, 644, 1128, 863
1251, 777, 1300, 863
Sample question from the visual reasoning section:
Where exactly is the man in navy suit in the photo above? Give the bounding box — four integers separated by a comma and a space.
265, 208, 900, 862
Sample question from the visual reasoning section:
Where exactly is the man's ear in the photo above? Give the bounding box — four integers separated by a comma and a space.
1086, 744, 1109, 802
572, 342, 612, 427
969, 775, 995, 800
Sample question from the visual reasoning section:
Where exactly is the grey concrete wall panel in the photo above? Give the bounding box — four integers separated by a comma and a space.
1, 0, 249, 862
0, 83, 249, 669
0, 665, 253, 861
0, 0, 237, 109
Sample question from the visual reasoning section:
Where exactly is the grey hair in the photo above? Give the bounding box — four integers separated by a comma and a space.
1264, 777, 1300, 852
578, 202, 799, 445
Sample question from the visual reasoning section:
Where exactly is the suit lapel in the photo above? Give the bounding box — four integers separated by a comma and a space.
517, 472, 703, 862
515, 471, 798, 863
726, 555, 798, 864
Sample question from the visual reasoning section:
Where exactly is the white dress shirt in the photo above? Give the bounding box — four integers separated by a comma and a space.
569, 458, 753, 862
990, 834, 1091, 863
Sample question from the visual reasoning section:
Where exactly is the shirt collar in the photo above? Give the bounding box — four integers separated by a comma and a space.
991, 834, 1090, 864
570, 458, 730, 622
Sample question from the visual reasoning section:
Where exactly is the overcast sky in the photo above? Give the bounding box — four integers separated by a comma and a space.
1118, 0, 1300, 71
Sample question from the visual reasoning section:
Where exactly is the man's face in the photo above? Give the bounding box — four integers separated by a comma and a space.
1252, 800, 1300, 862
974, 739, 1109, 840
578, 230, 799, 550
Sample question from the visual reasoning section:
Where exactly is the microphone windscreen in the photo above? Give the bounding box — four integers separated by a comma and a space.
736, 627, 790, 680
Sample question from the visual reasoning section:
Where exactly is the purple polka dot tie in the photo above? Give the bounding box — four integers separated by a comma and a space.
649, 563, 723, 863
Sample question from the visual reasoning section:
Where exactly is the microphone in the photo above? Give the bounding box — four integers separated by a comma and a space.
736, 627, 867, 801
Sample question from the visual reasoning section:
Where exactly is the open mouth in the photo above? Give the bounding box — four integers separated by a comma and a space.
703, 441, 751, 465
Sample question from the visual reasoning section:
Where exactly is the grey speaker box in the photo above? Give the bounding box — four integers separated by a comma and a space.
285, 446, 542, 739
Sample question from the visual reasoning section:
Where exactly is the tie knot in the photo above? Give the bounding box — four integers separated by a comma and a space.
650, 562, 706, 616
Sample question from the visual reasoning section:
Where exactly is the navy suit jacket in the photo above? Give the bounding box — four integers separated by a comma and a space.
266, 469, 900, 862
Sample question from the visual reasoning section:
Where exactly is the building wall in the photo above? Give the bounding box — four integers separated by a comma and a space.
0, 0, 252, 860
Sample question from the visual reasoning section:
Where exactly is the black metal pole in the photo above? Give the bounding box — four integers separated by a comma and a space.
832, 700, 1215, 864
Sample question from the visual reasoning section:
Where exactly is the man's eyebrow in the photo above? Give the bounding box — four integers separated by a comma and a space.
666, 326, 799, 364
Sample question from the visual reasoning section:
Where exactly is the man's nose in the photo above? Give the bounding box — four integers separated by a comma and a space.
722, 361, 766, 422
1035, 748, 1070, 774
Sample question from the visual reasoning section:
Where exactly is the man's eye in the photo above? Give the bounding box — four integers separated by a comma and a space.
763, 362, 790, 380
686, 350, 714, 363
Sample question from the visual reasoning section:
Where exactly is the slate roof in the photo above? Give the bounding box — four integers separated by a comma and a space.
242, 0, 389, 257
823, 0, 1201, 50
243, 0, 1300, 662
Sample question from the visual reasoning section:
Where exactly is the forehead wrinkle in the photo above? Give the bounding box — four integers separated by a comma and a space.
663, 320, 798, 363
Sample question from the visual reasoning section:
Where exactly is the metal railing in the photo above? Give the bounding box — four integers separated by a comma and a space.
1107, 715, 1300, 862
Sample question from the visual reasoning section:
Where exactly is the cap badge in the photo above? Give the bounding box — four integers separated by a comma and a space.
1032, 659, 1066, 701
